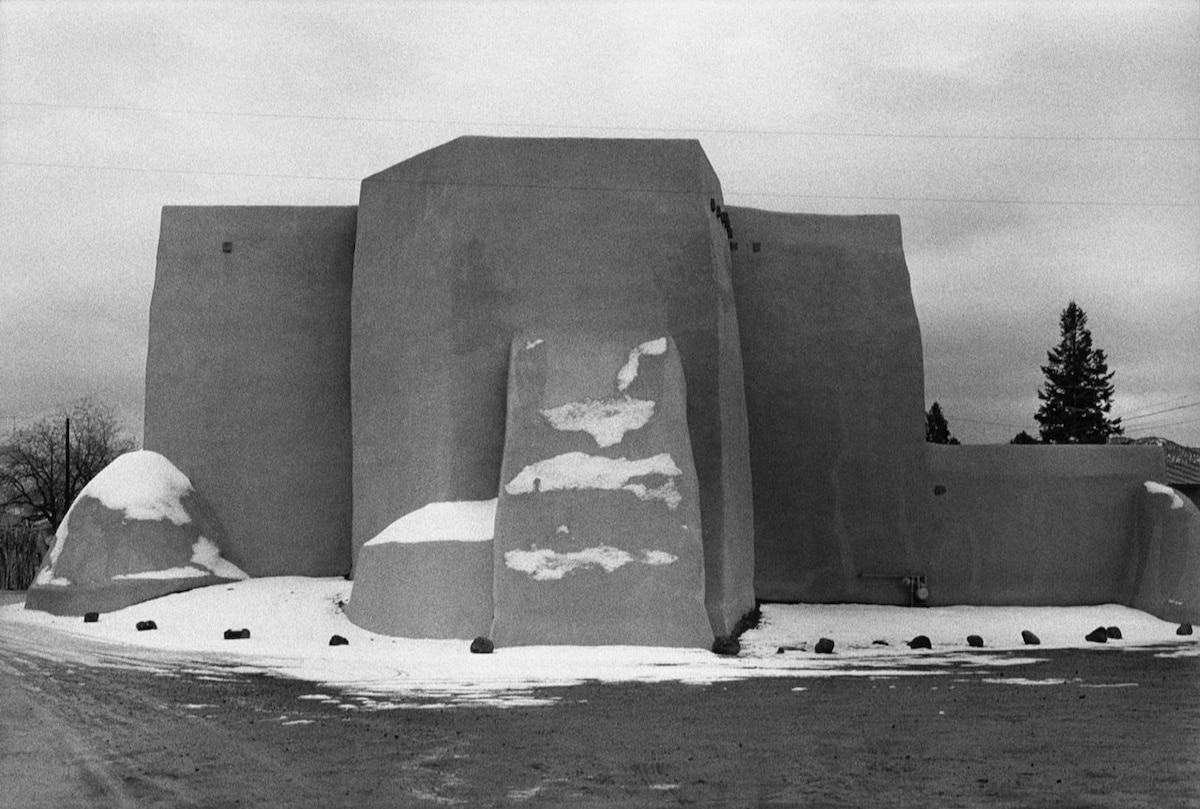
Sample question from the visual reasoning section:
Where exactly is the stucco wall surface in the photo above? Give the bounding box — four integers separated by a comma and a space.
728, 209, 927, 603
351, 136, 754, 634
144, 206, 356, 577
1132, 484, 1200, 624
924, 445, 1165, 607
491, 332, 712, 646
347, 540, 493, 639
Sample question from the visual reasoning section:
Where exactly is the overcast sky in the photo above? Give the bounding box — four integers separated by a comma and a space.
2, 0, 1197, 446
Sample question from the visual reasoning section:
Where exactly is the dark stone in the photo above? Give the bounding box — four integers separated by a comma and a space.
872, 639, 890, 646
966, 634, 984, 648
814, 637, 835, 654
223, 628, 250, 640
136, 620, 157, 631
711, 635, 740, 656
907, 635, 932, 650
1021, 630, 1040, 645
1105, 626, 1122, 640
1085, 627, 1109, 643
83, 612, 99, 623
1177, 623, 1193, 636
329, 634, 349, 646
470, 636, 495, 654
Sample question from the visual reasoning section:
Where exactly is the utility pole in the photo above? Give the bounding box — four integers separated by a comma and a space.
64, 417, 71, 512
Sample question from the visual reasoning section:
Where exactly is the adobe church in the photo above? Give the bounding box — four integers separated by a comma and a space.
27, 137, 1199, 644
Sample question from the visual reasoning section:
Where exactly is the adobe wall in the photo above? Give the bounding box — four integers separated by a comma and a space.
351, 137, 755, 635
924, 445, 1165, 606
728, 209, 928, 603
1132, 483, 1200, 624
144, 206, 356, 576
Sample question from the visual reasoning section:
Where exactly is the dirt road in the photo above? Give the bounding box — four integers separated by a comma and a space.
1, 640, 1197, 808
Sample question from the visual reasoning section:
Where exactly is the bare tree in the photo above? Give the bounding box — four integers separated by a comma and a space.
0, 397, 137, 529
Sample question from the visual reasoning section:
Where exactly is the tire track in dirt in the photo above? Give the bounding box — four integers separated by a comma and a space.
0, 647, 339, 808
3, 614, 1198, 807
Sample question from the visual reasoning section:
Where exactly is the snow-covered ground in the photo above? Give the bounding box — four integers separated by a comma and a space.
3, 577, 1195, 709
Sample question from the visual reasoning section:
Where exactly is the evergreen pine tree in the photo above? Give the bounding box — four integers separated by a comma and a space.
1034, 301, 1123, 444
925, 402, 959, 444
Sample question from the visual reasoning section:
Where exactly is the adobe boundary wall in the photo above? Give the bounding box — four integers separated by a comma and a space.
923, 445, 1165, 607
1132, 482, 1200, 624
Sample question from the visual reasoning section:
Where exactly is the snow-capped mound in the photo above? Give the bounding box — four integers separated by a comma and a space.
74, 449, 195, 524
26, 450, 247, 616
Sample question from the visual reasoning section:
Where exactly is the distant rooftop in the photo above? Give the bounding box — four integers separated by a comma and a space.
1110, 436, 1200, 487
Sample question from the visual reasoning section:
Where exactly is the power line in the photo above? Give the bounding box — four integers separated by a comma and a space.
726, 190, 1196, 208
943, 413, 1032, 430
1121, 400, 1200, 423
2, 160, 359, 184
1124, 415, 1200, 433
4, 99, 1197, 144
3, 160, 1196, 209
1117, 392, 1200, 419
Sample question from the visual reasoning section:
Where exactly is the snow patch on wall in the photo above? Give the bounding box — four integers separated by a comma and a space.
1145, 480, 1185, 510
114, 566, 210, 581
616, 337, 668, 392
622, 479, 682, 510
540, 396, 655, 448
640, 550, 679, 566
191, 537, 249, 579
364, 499, 498, 546
33, 569, 71, 586
504, 546, 679, 581
110, 540, 246, 581
504, 452, 683, 509
34, 554, 66, 586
